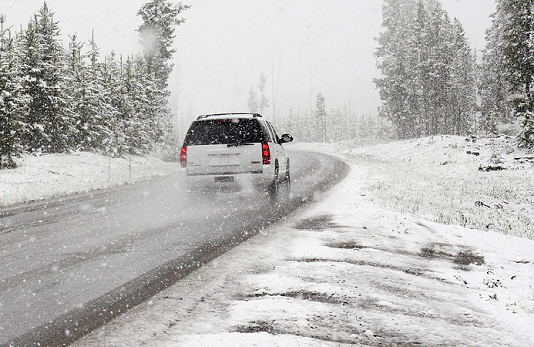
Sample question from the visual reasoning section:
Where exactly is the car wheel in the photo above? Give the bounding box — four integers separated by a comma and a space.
268, 164, 280, 198
284, 159, 291, 190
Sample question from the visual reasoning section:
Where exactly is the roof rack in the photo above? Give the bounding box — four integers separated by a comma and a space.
196, 112, 262, 120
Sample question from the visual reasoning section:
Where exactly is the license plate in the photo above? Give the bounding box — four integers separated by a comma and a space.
215, 176, 234, 183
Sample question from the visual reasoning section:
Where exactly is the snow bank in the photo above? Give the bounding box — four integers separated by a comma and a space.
0, 152, 180, 207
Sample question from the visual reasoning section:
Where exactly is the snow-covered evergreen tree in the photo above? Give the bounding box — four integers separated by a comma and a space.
65, 34, 114, 152
448, 18, 476, 135
315, 92, 327, 142
137, 0, 189, 151
375, 0, 476, 139
258, 73, 269, 115
18, 3, 71, 153
137, 0, 189, 89
99, 52, 126, 157
121, 55, 154, 155
329, 108, 343, 141
374, 0, 418, 139
498, 0, 534, 147
87, 33, 115, 152
247, 87, 258, 113
479, 8, 511, 134
286, 106, 295, 136
140, 57, 175, 148
0, 16, 28, 168
66, 35, 93, 150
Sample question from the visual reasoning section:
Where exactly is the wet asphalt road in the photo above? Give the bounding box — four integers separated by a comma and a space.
0, 150, 348, 346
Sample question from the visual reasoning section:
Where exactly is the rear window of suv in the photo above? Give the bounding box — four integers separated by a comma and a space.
183, 118, 266, 146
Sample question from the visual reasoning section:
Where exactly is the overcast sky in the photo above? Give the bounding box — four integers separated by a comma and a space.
2, 0, 495, 129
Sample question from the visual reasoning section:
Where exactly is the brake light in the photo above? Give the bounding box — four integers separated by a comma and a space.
262, 143, 271, 165
180, 146, 187, 168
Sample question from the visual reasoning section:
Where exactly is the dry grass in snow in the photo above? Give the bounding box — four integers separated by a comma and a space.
347, 135, 534, 239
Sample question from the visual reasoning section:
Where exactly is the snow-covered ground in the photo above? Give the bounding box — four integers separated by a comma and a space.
2, 137, 534, 346
0, 152, 180, 207
347, 135, 534, 239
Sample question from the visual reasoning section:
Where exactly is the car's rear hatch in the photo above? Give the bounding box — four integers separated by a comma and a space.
186, 143, 262, 176
183, 117, 265, 176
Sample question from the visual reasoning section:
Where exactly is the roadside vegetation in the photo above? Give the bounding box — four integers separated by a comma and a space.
0, 0, 189, 168
347, 135, 534, 239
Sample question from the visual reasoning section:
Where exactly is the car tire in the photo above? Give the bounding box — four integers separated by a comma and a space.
284, 159, 291, 190
268, 163, 280, 198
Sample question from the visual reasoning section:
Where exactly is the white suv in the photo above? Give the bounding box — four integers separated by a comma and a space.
180, 113, 293, 195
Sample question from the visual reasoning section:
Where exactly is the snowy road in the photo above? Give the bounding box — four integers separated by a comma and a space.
0, 151, 349, 347
71, 142, 534, 347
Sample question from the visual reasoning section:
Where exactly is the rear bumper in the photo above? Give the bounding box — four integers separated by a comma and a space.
185, 171, 272, 192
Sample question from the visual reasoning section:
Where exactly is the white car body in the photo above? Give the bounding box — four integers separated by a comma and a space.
180, 113, 293, 194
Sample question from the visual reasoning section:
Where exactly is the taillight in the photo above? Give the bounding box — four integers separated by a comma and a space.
262, 143, 271, 165
180, 146, 187, 168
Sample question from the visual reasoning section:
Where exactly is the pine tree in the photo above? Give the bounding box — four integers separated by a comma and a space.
19, 3, 71, 153
0, 16, 28, 168
258, 73, 269, 115
448, 19, 476, 135
374, 0, 418, 139
88, 32, 115, 152
137, 56, 174, 147
375, 0, 476, 139
247, 87, 258, 113
137, 0, 189, 151
99, 52, 126, 156
498, 0, 534, 147
65, 34, 113, 152
137, 0, 189, 88
406, 0, 429, 137
480, 9, 511, 134
329, 108, 342, 141
315, 92, 327, 142
427, 4, 452, 135
122, 55, 155, 155
286, 106, 295, 136
66, 34, 89, 150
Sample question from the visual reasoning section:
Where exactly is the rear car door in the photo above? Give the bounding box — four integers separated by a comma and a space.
264, 120, 288, 176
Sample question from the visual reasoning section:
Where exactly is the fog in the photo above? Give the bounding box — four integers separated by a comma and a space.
2, 0, 495, 129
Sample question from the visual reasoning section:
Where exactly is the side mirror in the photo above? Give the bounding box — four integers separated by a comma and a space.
280, 134, 293, 144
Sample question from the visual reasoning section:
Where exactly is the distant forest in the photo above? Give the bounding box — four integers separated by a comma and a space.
374, 0, 534, 148
254, 0, 533, 148
0, 0, 189, 169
